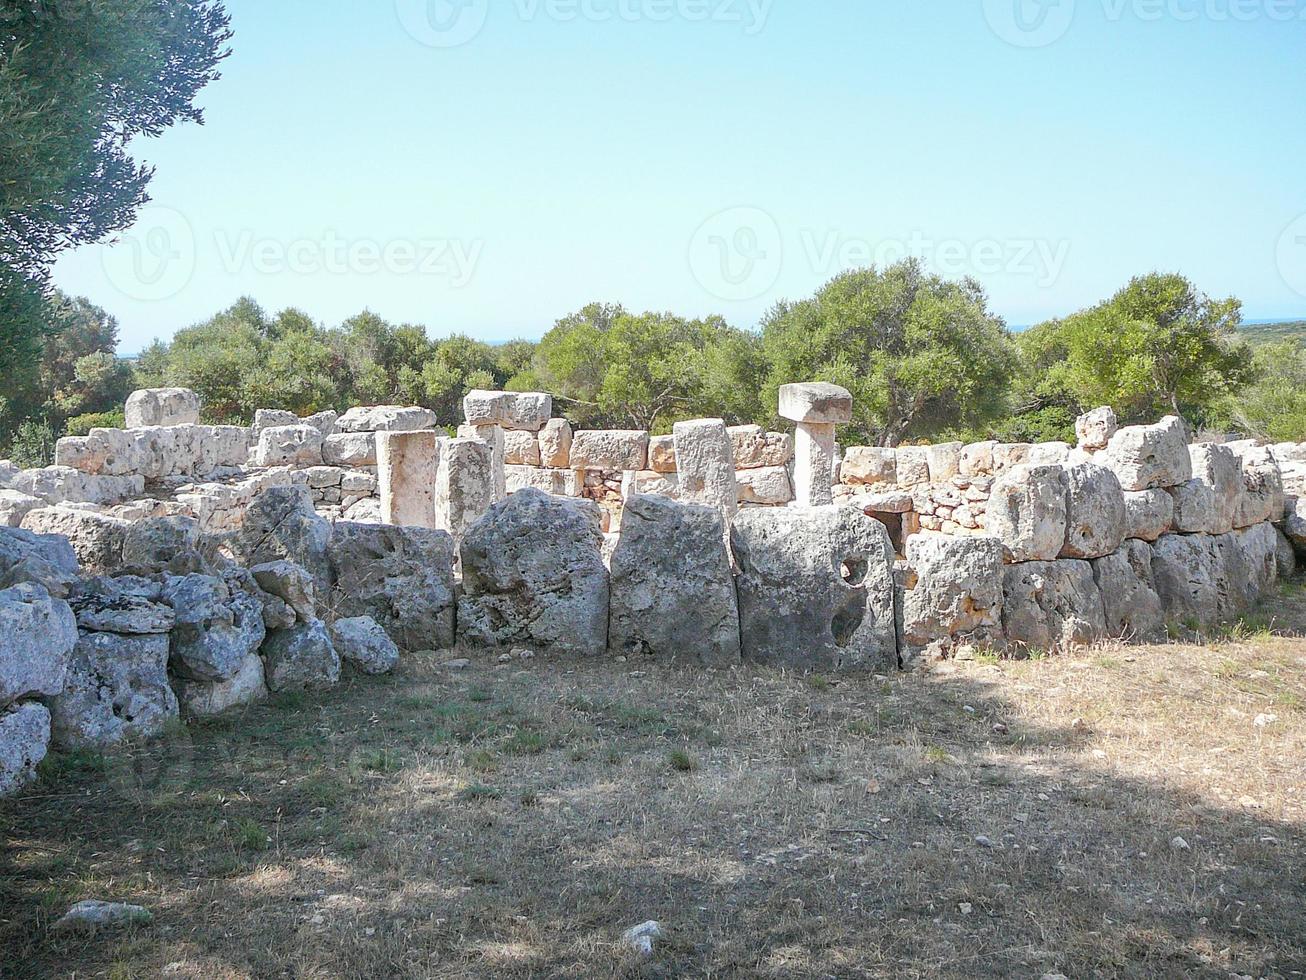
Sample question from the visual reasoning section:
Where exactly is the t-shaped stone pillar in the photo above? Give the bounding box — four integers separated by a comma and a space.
779, 383, 853, 507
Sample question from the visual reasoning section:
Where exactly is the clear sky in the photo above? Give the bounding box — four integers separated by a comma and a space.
52, 0, 1306, 353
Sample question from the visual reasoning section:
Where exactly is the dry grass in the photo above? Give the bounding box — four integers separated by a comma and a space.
3, 583, 1306, 979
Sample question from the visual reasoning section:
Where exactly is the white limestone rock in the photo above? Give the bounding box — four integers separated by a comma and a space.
608, 495, 740, 666
51, 631, 177, 749
173, 652, 268, 718
0, 583, 78, 708
322, 432, 377, 467
841, 447, 896, 486
252, 409, 299, 437
926, 442, 963, 483
505, 465, 581, 497
250, 560, 317, 621
232, 487, 332, 595
262, 620, 341, 692
1076, 406, 1119, 451
503, 429, 542, 466
0, 702, 51, 797
959, 441, 998, 478
673, 419, 737, 518
731, 505, 896, 672
728, 425, 793, 469
984, 464, 1069, 562
457, 488, 608, 657
125, 387, 201, 428
1122, 489, 1174, 542
1092, 541, 1164, 640
1100, 416, 1192, 491
538, 418, 573, 468
736, 465, 793, 505
336, 405, 438, 433
11, 466, 144, 506
163, 575, 267, 682
0, 489, 43, 528
0, 526, 80, 597
253, 425, 324, 468
121, 516, 206, 575
436, 437, 496, 544
1060, 461, 1125, 560
647, 434, 677, 474
894, 447, 930, 487
68, 576, 174, 635
900, 534, 1005, 660
991, 444, 1032, 474
1029, 442, 1071, 465
462, 391, 552, 431
1002, 559, 1106, 653
1232, 445, 1284, 528
330, 616, 401, 675
21, 506, 130, 574
570, 430, 649, 471
777, 383, 853, 424
1150, 532, 1242, 626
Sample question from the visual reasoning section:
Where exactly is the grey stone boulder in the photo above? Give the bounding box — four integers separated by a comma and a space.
777, 383, 854, 424
302, 410, 339, 438
1075, 406, 1118, 452
20, 506, 130, 575
899, 534, 1005, 661
250, 560, 317, 622
1283, 496, 1306, 560
1230, 523, 1280, 611
0, 583, 78, 708
322, 432, 377, 467
330, 616, 400, 675
261, 620, 341, 692
1273, 526, 1297, 578
69, 576, 174, 635
0, 488, 43, 528
162, 575, 266, 682
985, 464, 1069, 562
0, 526, 80, 596
1122, 489, 1174, 542
0, 702, 51, 797
252, 408, 299, 437
569, 430, 649, 471
1002, 560, 1107, 653
1091, 541, 1164, 640
125, 387, 200, 428
173, 652, 268, 717
728, 425, 793, 469
731, 505, 896, 672
252, 424, 323, 468
52, 900, 153, 933
457, 488, 609, 657
337, 405, 438, 434
1232, 445, 1284, 528
327, 522, 456, 651
1177, 443, 1242, 534
233, 487, 331, 594
1150, 532, 1244, 626
121, 516, 207, 575
51, 632, 177, 749
1060, 461, 1125, 560
1100, 416, 1192, 491
608, 495, 740, 666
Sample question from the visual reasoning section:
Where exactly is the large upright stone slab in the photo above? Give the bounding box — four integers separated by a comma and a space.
900, 534, 1005, 660
233, 487, 332, 594
538, 418, 573, 468
0, 583, 78, 708
457, 488, 608, 656
608, 495, 740, 665
731, 505, 896, 672
1060, 461, 1125, 560
985, 464, 1069, 562
672, 419, 738, 518
457, 423, 507, 502
328, 522, 456, 651
0, 703, 51, 798
1100, 416, 1191, 491
435, 437, 495, 544
377, 430, 441, 529
1092, 541, 1164, 640
1001, 559, 1106, 653
1150, 532, 1241, 626
1233, 445, 1284, 528
125, 388, 201, 428
1180, 443, 1241, 534
51, 632, 177, 749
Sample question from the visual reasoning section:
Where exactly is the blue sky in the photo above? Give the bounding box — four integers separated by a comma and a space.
52, 0, 1306, 353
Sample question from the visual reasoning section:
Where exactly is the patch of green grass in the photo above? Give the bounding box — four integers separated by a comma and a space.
847, 719, 878, 737
466, 749, 498, 771
807, 675, 832, 692
234, 818, 269, 852
38, 748, 108, 780
355, 748, 403, 774
1095, 655, 1124, 670
458, 784, 502, 802
519, 789, 540, 807
502, 729, 548, 756
466, 687, 492, 703
667, 748, 696, 772
924, 745, 950, 765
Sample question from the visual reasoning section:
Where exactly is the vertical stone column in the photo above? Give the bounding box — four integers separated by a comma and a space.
377, 431, 441, 528
435, 437, 495, 546
672, 419, 738, 519
779, 383, 853, 507
457, 423, 506, 501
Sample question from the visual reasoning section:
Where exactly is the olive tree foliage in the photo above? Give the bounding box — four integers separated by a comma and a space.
1017, 273, 1254, 427
0, 0, 231, 397
759, 261, 1018, 446
1214, 338, 1306, 442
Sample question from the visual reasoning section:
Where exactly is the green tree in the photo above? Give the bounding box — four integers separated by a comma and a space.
1214, 339, 1306, 442
0, 0, 231, 389
760, 261, 1017, 446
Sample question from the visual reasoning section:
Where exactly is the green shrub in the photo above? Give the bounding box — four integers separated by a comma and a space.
64, 409, 125, 437
7, 418, 57, 468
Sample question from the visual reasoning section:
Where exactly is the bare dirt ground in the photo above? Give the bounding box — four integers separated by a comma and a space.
3, 581, 1306, 979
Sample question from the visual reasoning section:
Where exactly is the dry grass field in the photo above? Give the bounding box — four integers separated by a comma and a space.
3, 581, 1306, 979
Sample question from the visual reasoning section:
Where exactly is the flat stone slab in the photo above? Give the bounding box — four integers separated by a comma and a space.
778, 383, 853, 424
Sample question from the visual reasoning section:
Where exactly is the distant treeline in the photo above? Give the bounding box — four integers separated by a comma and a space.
4, 262, 1304, 467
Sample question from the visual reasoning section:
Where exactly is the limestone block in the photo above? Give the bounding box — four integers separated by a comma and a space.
163, 575, 266, 682
505, 465, 581, 497
0, 489, 43, 528
463, 391, 552, 431
305, 466, 343, 490
608, 495, 740, 665
793, 423, 837, 506
1100, 416, 1192, 491
731, 505, 896, 672
1283, 496, 1306, 560
232, 487, 332, 595
462, 390, 512, 425
855, 490, 914, 514
1232, 445, 1283, 528
457, 423, 506, 501
68, 576, 174, 635
254, 425, 323, 468
570, 430, 649, 471
330, 616, 400, 675
12, 466, 144, 506
302, 410, 338, 437
1076, 406, 1118, 451
125, 388, 201, 428
1150, 532, 1237, 626
624, 470, 680, 500
672, 419, 737, 517
173, 651, 268, 718
336, 405, 438, 434
193, 425, 252, 473
328, 522, 456, 651
262, 621, 340, 692
991, 444, 1032, 474
0, 526, 80, 597
1230, 522, 1279, 610
322, 432, 377, 467
252, 409, 299, 437
249, 561, 316, 621
503, 430, 542, 466
538, 418, 573, 468
728, 426, 793, 469
54, 436, 105, 474
841, 447, 896, 486
959, 441, 998, 477
1185, 443, 1241, 534
1274, 525, 1297, 578
900, 534, 1005, 658
778, 383, 853, 424
985, 464, 1069, 562
1001, 559, 1106, 653
1029, 442, 1071, 465
1117, 487, 1173, 541
1092, 541, 1164, 640
736, 466, 793, 505
0, 583, 78, 708
21, 507, 130, 574
51, 631, 177, 749
436, 438, 496, 543
377, 430, 440, 529
457, 488, 608, 657
926, 443, 963, 483
1060, 461, 1125, 560
895, 447, 930, 486
0, 702, 51, 797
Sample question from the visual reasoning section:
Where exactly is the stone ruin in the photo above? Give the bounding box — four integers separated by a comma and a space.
2, 381, 1304, 797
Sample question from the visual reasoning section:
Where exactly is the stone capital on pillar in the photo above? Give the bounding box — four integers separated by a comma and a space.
779, 384, 852, 507
778, 383, 853, 425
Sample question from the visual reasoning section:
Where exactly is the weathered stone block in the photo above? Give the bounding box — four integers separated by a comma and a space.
570, 430, 649, 471
778, 383, 853, 424
895, 446, 930, 486
505, 465, 581, 497
51, 632, 177, 749
1122, 489, 1174, 542
330, 616, 400, 675
0, 583, 77, 708
0, 489, 43, 528
0, 526, 80, 597
503, 430, 541, 466
1232, 445, 1283, 529
336, 405, 438, 433
377, 430, 440, 529
21, 507, 130, 575
926, 443, 963, 483
608, 495, 740, 665
1076, 406, 1118, 451
69, 576, 174, 635
728, 426, 793, 469
232, 487, 332, 595
736, 466, 793, 505
1092, 541, 1163, 640
673, 419, 737, 517
322, 432, 377, 467
436, 437, 496, 543
0, 702, 51, 798
538, 418, 573, 468
253, 425, 323, 468
1101, 416, 1192, 491
647, 434, 677, 474
1061, 461, 1125, 560
900, 534, 1004, 659
1002, 559, 1106, 653
731, 506, 896, 672
173, 651, 268, 718
991, 444, 1032, 474
959, 441, 998, 477
125, 388, 201, 428
262, 621, 340, 692
841, 447, 896, 486
985, 464, 1068, 562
